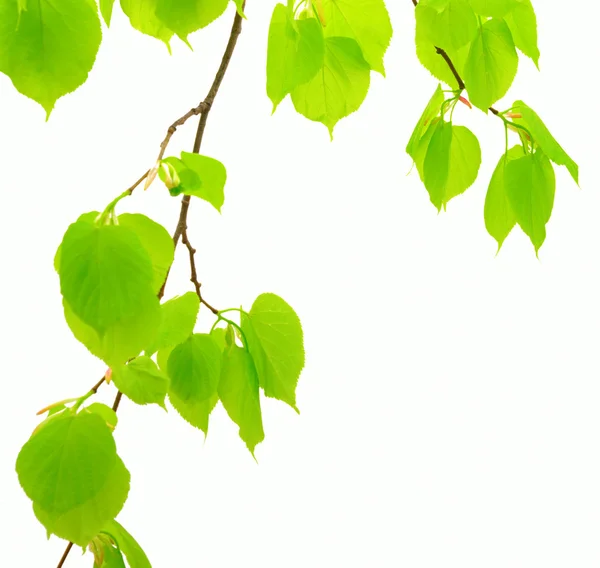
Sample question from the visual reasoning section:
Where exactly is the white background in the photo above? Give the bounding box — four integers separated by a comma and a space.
1, 1, 599, 566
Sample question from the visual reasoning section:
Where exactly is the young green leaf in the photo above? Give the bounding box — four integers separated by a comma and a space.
118, 213, 174, 294
62, 297, 161, 368
53, 211, 100, 272
97, 544, 126, 568
463, 18, 518, 111
406, 83, 444, 159
211, 327, 227, 353
100, 0, 117, 26
291, 37, 371, 138
219, 344, 265, 456
484, 145, 524, 250
0, 0, 102, 115
154, 0, 228, 43
512, 100, 579, 184
161, 153, 227, 211
241, 293, 305, 412
145, 292, 200, 356
504, 0, 540, 68
120, 0, 173, 46
33, 456, 130, 547
505, 149, 556, 253
112, 357, 170, 408
59, 221, 159, 334
421, 121, 481, 209
417, 0, 478, 50
320, 0, 393, 75
84, 403, 119, 430
16, 412, 117, 515
102, 520, 152, 568
266, 4, 325, 111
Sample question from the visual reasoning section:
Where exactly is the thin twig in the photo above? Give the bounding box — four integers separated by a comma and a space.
112, 391, 123, 412
56, 542, 73, 568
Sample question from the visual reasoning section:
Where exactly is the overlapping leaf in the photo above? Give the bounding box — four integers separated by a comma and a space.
101, 519, 152, 568
155, 0, 229, 43
406, 83, 444, 159
112, 356, 170, 408
504, 0, 540, 67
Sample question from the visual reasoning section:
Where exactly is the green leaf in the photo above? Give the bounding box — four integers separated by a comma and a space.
232, 0, 246, 17
211, 327, 227, 353
0, 0, 102, 116
102, 520, 152, 568
145, 292, 200, 356
53, 211, 100, 273
504, 0, 539, 67
98, 544, 127, 568
406, 84, 444, 159
468, 0, 516, 17
33, 456, 130, 547
161, 153, 227, 211
62, 297, 161, 368
512, 100, 579, 184
422, 120, 481, 209
155, 0, 228, 43
117, 213, 174, 294
100, 0, 116, 26
463, 18, 518, 111
120, 0, 173, 46
415, 18, 469, 89
505, 149, 556, 253
291, 37, 371, 138
321, 0, 393, 75
484, 145, 524, 250
59, 221, 159, 335
266, 5, 325, 111
16, 412, 117, 515
166, 334, 221, 432
219, 344, 264, 456
416, 0, 478, 50
241, 293, 305, 412
84, 403, 119, 430
112, 357, 170, 408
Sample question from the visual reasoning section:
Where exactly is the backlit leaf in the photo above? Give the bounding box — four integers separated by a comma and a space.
417, 0, 478, 50
463, 18, 518, 111
504, 0, 540, 67
112, 356, 169, 408
102, 520, 152, 568
241, 293, 304, 412
468, 0, 516, 17
155, 0, 228, 43
291, 37, 370, 137
0, 0, 102, 115
100, 0, 116, 26
219, 344, 264, 455
120, 0, 173, 45
406, 83, 444, 159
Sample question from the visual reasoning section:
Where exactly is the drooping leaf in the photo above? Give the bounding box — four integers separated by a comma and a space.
484, 145, 524, 250
421, 120, 481, 209
505, 149, 556, 253
241, 293, 305, 412
321, 0, 393, 75
504, 0, 540, 67
155, 0, 228, 43
266, 4, 325, 111
100, 0, 117, 26
59, 221, 159, 334
468, 0, 516, 17
219, 344, 264, 455
120, 0, 173, 46
112, 356, 170, 408
33, 456, 130, 547
118, 213, 174, 294
97, 544, 127, 568
145, 292, 200, 356
166, 334, 221, 432
463, 18, 518, 111
291, 37, 370, 137
160, 153, 227, 211
416, 0, 478, 50
16, 412, 117, 515
0, 0, 102, 115
406, 83, 444, 159
102, 520, 152, 568
62, 297, 161, 368
512, 100, 579, 184
211, 327, 227, 353
84, 403, 119, 430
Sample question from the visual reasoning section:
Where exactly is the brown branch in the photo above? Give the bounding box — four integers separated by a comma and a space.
56, 542, 73, 568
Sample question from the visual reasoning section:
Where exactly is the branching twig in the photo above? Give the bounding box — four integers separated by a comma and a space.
54, 7, 245, 568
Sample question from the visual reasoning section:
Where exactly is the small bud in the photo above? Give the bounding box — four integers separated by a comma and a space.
459, 96, 473, 109
144, 161, 160, 190
159, 161, 181, 190
104, 368, 112, 384
505, 112, 522, 119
